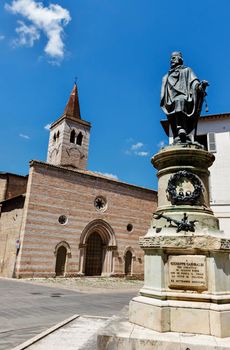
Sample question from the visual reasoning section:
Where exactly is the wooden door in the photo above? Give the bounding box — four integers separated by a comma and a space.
85, 233, 103, 276
55, 246, 67, 276
125, 251, 132, 275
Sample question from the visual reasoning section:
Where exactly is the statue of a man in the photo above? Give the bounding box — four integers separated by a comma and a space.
160, 52, 208, 142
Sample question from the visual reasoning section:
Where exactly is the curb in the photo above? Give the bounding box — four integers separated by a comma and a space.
12, 314, 80, 350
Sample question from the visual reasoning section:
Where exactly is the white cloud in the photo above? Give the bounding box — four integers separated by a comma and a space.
5, 0, 71, 60
124, 140, 149, 157
44, 123, 51, 130
125, 137, 134, 143
135, 151, 149, 157
157, 140, 166, 149
13, 20, 40, 47
131, 142, 144, 151
94, 171, 118, 180
0, 35, 5, 40
19, 133, 30, 139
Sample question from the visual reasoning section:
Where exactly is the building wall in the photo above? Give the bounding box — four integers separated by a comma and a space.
16, 161, 157, 278
0, 197, 25, 277
197, 118, 230, 232
211, 204, 230, 233
0, 174, 27, 202
6, 174, 28, 200
0, 176, 7, 202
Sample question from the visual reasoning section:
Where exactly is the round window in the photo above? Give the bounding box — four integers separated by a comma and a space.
127, 224, 133, 232
94, 196, 107, 212
58, 215, 68, 225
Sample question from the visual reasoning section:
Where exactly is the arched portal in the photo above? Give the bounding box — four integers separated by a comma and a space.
55, 246, 67, 276
85, 232, 103, 276
79, 220, 117, 276
124, 250, 132, 275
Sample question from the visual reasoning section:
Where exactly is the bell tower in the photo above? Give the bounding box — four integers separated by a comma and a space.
47, 83, 91, 169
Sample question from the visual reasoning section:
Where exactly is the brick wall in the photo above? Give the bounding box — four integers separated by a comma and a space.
0, 176, 7, 202
16, 161, 157, 278
6, 174, 28, 200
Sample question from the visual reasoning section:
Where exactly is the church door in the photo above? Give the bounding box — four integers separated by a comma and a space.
85, 232, 103, 276
124, 251, 132, 276
55, 246, 67, 276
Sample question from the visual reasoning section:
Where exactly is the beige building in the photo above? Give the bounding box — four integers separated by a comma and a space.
0, 84, 157, 278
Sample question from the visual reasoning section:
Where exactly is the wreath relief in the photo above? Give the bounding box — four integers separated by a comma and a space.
166, 170, 203, 205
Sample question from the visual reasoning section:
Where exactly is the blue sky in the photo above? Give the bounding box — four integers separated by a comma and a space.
0, 0, 230, 190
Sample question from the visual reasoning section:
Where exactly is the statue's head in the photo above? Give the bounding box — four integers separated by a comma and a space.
170, 51, 183, 68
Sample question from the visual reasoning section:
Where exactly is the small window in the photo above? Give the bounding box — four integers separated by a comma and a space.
70, 130, 76, 143
207, 132, 216, 153
194, 134, 208, 150
57, 131, 60, 139
53, 133, 57, 142
94, 196, 107, 212
76, 132, 83, 146
127, 224, 133, 232
58, 215, 68, 225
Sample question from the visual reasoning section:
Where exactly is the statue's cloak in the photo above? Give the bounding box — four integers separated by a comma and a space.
160, 65, 199, 118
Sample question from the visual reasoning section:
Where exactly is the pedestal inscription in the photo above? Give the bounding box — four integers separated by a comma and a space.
168, 255, 207, 290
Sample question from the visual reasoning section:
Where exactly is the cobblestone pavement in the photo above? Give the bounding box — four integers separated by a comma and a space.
21, 276, 143, 293
0, 278, 141, 350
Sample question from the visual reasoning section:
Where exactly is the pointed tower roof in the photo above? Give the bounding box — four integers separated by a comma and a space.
64, 83, 81, 120
50, 83, 90, 130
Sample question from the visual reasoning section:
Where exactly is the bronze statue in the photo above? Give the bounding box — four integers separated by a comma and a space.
160, 52, 208, 143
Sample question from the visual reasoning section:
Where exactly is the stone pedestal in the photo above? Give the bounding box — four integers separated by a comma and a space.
129, 235, 230, 337
97, 306, 230, 350
130, 144, 230, 338
97, 143, 230, 348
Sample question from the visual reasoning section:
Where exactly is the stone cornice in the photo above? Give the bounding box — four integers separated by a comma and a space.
139, 235, 230, 251
50, 114, 91, 129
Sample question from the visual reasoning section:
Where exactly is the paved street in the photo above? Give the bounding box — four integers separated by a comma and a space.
0, 278, 138, 350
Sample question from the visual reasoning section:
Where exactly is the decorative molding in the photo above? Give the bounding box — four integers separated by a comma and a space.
139, 235, 230, 251
220, 239, 230, 250
107, 245, 117, 251
79, 243, 87, 249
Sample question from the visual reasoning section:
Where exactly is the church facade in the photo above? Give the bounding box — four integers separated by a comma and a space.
0, 85, 157, 278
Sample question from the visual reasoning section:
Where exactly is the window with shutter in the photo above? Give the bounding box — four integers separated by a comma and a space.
207, 132, 216, 153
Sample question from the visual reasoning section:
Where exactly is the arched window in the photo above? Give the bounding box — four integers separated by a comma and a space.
53, 133, 56, 143
76, 132, 83, 146
125, 250, 132, 276
56, 130, 60, 139
70, 129, 76, 143
55, 246, 67, 276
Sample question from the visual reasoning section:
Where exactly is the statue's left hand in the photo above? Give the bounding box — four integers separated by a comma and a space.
199, 80, 209, 90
